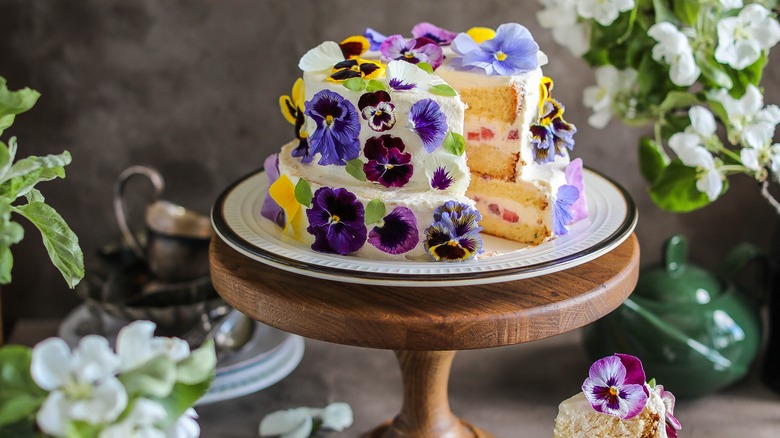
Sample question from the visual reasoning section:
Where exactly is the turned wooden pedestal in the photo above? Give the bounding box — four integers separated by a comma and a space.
209, 234, 640, 437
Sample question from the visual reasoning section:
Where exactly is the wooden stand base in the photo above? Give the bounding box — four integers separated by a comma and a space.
362, 351, 492, 438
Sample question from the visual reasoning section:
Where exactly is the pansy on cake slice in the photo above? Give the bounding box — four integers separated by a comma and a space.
554, 354, 681, 438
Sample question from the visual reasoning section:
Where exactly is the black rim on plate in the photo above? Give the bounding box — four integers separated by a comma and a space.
211, 167, 637, 284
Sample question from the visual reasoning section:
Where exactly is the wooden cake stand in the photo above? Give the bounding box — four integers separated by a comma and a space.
209, 233, 640, 438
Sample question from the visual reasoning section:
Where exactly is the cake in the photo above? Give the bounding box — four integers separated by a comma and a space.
261, 22, 587, 262
554, 354, 681, 438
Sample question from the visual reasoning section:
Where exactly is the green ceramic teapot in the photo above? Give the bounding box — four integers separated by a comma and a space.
583, 235, 763, 398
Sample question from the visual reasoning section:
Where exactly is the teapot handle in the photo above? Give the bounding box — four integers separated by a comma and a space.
718, 242, 767, 303
112, 166, 165, 261
622, 298, 733, 369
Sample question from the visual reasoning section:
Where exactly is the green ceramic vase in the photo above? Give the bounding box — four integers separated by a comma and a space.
583, 235, 763, 398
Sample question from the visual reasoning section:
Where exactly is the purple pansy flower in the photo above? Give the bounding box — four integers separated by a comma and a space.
305, 90, 361, 166
423, 201, 483, 262
582, 354, 649, 420
451, 23, 538, 76
530, 99, 577, 164
363, 135, 413, 188
380, 35, 444, 70
657, 385, 681, 438
364, 28, 387, 51
368, 206, 419, 255
306, 187, 367, 255
411, 22, 458, 46
358, 91, 396, 132
553, 184, 579, 236
565, 158, 588, 222
408, 99, 448, 153
430, 166, 454, 190
260, 154, 285, 228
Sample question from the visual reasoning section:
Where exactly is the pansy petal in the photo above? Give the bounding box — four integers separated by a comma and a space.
368, 207, 418, 254
408, 99, 448, 152
616, 383, 649, 419
412, 22, 458, 45
299, 41, 344, 72
364, 28, 387, 51
565, 158, 588, 222
615, 353, 647, 386
387, 60, 430, 91
465, 27, 496, 44
31, 338, 72, 391
269, 174, 302, 231
586, 355, 625, 387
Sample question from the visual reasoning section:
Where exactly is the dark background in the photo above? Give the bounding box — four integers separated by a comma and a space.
1, 0, 778, 329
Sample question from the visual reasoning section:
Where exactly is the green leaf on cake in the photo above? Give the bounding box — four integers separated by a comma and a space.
430, 84, 457, 97
417, 63, 434, 74
366, 80, 387, 93
345, 158, 366, 181
294, 178, 313, 208
364, 199, 386, 225
442, 131, 465, 156
649, 160, 715, 212
343, 77, 367, 92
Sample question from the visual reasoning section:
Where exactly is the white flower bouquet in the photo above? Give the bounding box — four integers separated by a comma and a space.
0, 321, 215, 437
538, 0, 780, 212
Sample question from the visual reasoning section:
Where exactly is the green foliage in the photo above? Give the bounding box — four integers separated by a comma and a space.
442, 131, 465, 156
176, 340, 216, 385
345, 158, 366, 181
0, 77, 83, 287
365, 80, 386, 93
650, 160, 718, 212
417, 62, 434, 74
364, 199, 386, 225
294, 178, 313, 208
638, 137, 669, 183
342, 77, 366, 92
119, 356, 177, 398
429, 84, 457, 97
0, 346, 46, 430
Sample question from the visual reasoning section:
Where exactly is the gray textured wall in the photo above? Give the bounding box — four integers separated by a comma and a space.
1, 0, 778, 325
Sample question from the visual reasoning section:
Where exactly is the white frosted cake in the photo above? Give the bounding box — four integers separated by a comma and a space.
262, 23, 587, 262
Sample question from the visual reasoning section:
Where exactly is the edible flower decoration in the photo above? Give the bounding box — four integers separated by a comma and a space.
450, 23, 539, 76
380, 35, 444, 70
338, 35, 370, 59
298, 36, 384, 82
358, 90, 396, 132
430, 167, 454, 190
364, 28, 387, 51
269, 174, 302, 232
329, 58, 385, 82
408, 99, 448, 153
582, 353, 649, 420
363, 135, 413, 188
565, 158, 588, 222
279, 78, 311, 162
530, 77, 577, 164
411, 22, 458, 46
261, 154, 286, 228
423, 202, 483, 262
305, 90, 361, 166
306, 187, 367, 255
424, 155, 469, 193
553, 184, 579, 236
368, 206, 419, 255
386, 60, 433, 91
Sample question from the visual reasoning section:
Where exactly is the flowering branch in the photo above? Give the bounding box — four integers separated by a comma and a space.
539, 0, 780, 213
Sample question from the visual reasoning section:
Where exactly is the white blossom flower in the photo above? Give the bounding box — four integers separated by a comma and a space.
31, 336, 127, 437
167, 408, 201, 438
99, 398, 168, 438
576, 0, 635, 27
648, 22, 700, 86
739, 122, 778, 173
721, 0, 743, 10
769, 144, 780, 179
669, 132, 723, 200
582, 65, 638, 128
116, 320, 190, 372
712, 84, 780, 145
259, 403, 353, 438
715, 3, 780, 70
537, 0, 591, 56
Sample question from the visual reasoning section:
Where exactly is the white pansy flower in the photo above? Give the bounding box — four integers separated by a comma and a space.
537, 0, 590, 56
298, 41, 344, 72
669, 132, 723, 200
167, 408, 200, 438
31, 336, 127, 437
648, 22, 700, 86
576, 0, 635, 27
712, 84, 780, 145
721, 0, 743, 10
116, 320, 190, 372
99, 398, 168, 438
715, 4, 780, 70
582, 65, 638, 128
386, 60, 434, 91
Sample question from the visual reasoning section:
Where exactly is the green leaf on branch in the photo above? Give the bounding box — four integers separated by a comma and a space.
0, 246, 12, 284
0, 346, 46, 428
651, 0, 679, 25
649, 160, 715, 212
0, 78, 40, 138
658, 91, 700, 112
638, 137, 669, 183
153, 380, 213, 430
119, 355, 176, 398
673, 0, 700, 26
13, 202, 84, 289
696, 52, 734, 90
